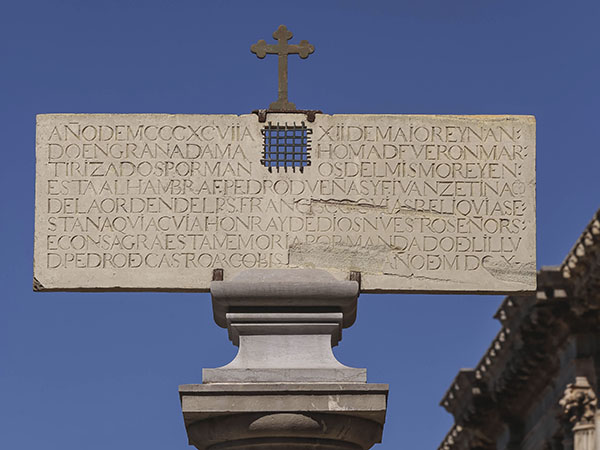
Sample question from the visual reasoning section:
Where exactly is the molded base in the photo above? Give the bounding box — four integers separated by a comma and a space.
179, 383, 388, 450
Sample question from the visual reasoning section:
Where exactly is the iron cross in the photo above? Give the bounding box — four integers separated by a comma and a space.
251, 25, 314, 111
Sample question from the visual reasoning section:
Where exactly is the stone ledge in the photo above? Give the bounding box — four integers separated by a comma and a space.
202, 368, 367, 383
180, 382, 388, 393
179, 383, 389, 450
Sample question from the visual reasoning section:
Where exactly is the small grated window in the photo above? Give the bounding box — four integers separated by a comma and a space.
261, 122, 311, 172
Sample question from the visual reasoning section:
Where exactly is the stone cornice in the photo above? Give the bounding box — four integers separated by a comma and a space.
439, 208, 600, 449
561, 210, 600, 306
440, 269, 571, 421
438, 424, 464, 450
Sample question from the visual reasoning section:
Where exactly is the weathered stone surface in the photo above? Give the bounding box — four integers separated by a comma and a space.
179, 383, 388, 450
211, 269, 359, 328
34, 113, 536, 293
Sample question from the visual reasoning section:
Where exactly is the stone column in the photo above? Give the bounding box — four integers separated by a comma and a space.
179, 269, 389, 450
560, 377, 598, 450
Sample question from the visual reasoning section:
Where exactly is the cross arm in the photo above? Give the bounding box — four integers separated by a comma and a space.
286, 40, 315, 58
251, 40, 314, 59
251, 40, 280, 59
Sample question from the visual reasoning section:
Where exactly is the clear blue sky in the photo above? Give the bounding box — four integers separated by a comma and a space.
1, 1, 599, 449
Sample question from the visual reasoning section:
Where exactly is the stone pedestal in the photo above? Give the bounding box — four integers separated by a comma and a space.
179, 269, 389, 449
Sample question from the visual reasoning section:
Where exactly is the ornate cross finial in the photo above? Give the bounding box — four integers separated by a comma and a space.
251, 25, 314, 111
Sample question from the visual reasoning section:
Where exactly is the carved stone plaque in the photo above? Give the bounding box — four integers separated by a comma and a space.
34, 113, 536, 293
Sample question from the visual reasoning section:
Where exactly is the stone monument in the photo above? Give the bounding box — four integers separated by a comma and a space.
33, 25, 537, 449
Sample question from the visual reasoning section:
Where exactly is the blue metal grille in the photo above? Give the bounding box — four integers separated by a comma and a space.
261, 122, 311, 172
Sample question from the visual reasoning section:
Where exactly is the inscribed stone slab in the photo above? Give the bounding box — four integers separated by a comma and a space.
34, 113, 536, 293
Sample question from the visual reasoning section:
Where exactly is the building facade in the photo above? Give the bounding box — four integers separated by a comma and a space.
439, 209, 600, 450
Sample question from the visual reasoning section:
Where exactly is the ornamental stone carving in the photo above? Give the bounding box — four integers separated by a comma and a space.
559, 377, 598, 426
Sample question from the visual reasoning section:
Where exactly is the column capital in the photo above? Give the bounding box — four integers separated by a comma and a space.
559, 377, 598, 426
